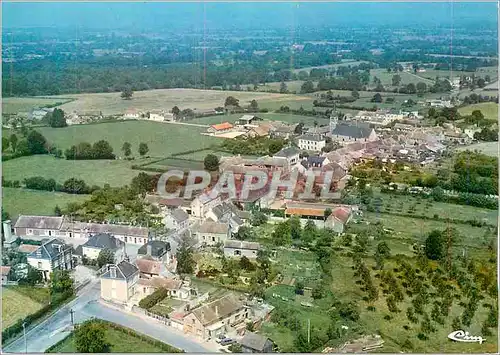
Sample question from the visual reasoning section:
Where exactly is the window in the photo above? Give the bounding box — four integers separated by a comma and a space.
234, 250, 241, 256
212, 236, 216, 242
134, 238, 137, 244
28, 229, 33, 234
48, 231, 52, 236
192, 319, 195, 325
38, 262, 42, 268
69, 232, 72, 238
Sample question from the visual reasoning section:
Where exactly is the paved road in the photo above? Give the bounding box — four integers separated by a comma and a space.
3, 282, 216, 353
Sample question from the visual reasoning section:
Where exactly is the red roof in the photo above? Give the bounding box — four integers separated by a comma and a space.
211, 122, 233, 131
331, 207, 351, 224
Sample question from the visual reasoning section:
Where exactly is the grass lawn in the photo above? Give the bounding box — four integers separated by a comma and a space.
47, 322, 180, 353
34, 121, 219, 157
369, 69, 434, 87
456, 142, 498, 157
2, 286, 49, 330
2, 97, 73, 115
2, 155, 149, 187
458, 102, 498, 121
2, 187, 90, 218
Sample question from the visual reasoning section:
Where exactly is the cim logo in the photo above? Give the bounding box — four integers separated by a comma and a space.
447, 330, 485, 344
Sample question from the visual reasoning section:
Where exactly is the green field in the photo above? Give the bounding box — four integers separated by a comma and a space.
2, 97, 73, 115
291, 60, 369, 74
2, 287, 49, 330
458, 102, 498, 121
456, 142, 498, 157
2, 156, 149, 187
47, 321, 180, 353
2, 187, 90, 218
370, 69, 435, 87
33, 121, 219, 157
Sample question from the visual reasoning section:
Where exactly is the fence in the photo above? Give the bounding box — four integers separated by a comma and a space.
131, 305, 171, 326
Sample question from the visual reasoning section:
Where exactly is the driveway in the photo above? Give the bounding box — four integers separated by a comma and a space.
2, 282, 217, 353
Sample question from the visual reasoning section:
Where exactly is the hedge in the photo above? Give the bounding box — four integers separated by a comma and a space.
2, 290, 73, 344
138, 288, 169, 310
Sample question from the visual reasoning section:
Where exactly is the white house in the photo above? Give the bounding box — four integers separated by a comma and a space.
190, 193, 222, 219
297, 134, 326, 152
196, 221, 230, 246
273, 146, 300, 166
81, 233, 124, 260
223, 240, 260, 258
27, 238, 74, 280
149, 110, 174, 122
331, 122, 378, 144
124, 109, 142, 119
163, 208, 190, 231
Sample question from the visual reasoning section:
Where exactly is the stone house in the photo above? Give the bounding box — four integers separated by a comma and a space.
196, 221, 230, 246
100, 260, 139, 304
223, 240, 260, 259
27, 238, 74, 280
163, 208, 190, 231
297, 134, 326, 152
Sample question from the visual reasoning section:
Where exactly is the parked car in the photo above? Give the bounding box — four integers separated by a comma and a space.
220, 338, 236, 346
216, 334, 227, 343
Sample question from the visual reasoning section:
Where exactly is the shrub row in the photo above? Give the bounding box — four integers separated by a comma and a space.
138, 288, 169, 310
12, 176, 100, 195
170, 147, 213, 157
2, 290, 73, 344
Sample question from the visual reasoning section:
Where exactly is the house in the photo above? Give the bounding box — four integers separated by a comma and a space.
58, 220, 149, 245
331, 122, 378, 144
273, 147, 300, 166
14, 216, 64, 238
305, 156, 330, 168
303, 125, 330, 138
163, 208, 190, 231
100, 260, 139, 304
237, 115, 260, 126
224, 240, 260, 258
270, 123, 298, 140
123, 108, 142, 119
149, 110, 174, 121
136, 276, 191, 300
208, 122, 234, 134
1, 266, 11, 285
196, 221, 230, 246
297, 134, 326, 152
191, 193, 222, 219
135, 258, 165, 278
325, 207, 353, 234
206, 202, 245, 234
183, 294, 247, 339
239, 332, 275, 353
27, 238, 74, 280
81, 233, 124, 260
137, 240, 171, 262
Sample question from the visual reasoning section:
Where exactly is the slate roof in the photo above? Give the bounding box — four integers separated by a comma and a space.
171, 208, 189, 223
28, 238, 71, 260
332, 123, 373, 139
298, 134, 325, 142
198, 221, 229, 235
137, 276, 182, 290
102, 260, 139, 280
191, 294, 244, 326
307, 156, 326, 166
137, 240, 171, 258
239, 332, 272, 352
136, 258, 162, 275
60, 220, 149, 238
274, 147, 300, 158
14, 216, 63, 230
83, 233, 123, 250
224, 240, 260, 251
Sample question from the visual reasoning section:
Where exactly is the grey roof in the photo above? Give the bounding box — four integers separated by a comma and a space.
307, 156, 326, 165
224, 240, 260, 250
198, 221, 229, 235
83, 233, 123, 250
73, 245, 83, 256
14, 216, 64, 230
298, 134, 325, 142
137, 240, 171, 257
305, 125, 330, 134
191, 294, 244, 326
239, 332, 272, 352
274, 146, 300, 158
332, 123, 373, 139
60, 220, 149, 238
102, 260, 139, 280
28, 238, 71, 260
211, 203, 232, 220
171, 208, 189, 223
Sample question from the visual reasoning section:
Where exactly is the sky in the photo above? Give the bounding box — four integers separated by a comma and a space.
2, 2, 498, 30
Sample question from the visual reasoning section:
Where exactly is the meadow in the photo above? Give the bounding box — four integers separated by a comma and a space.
369, 69, 434, 87
2, 97, 73, 115
51, 88, 312, 116
2, 187, 90, 218
458, 102, 498, 121
291, 60, 369, 74
2, 287, 49, 330
456, 142, 498, 157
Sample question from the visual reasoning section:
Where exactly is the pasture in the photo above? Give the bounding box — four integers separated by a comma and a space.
2, 287, 49, 330
2, 156, 148, 187
51, 88, 312, 116
2, 97, 73, 115
456, 141, 498, 157
369, 69, 434, 87
291, 60, 369, 74
458, 102, 498, 121
2, 187, 90, 218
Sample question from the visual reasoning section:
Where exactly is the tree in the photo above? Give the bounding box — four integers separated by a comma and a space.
268, 141, 283, 155
300, 80, 315, 93
279, 81, 288, 94
323, 208, 332, 221
2, 137, 9, 152
27, 130, 47, 154
312, 283, 324, 299
392, 74, 401, 86
224, 96, 239, 107
406, 83, 417, 94
371, 93, 383, 103
54, 205, 62, 216
138, 142, 149, 157
351, 90, 360, 99
48, 108, 67, 128
74, 320, 110, 353
250, 211, 268, 226
121, 142, 131, 157
249, 100, 258, 111
204, 154, 220, 171
235, 226, 254, 241
172, 106, 181, 118
92, 140, 115, 159
272, 221, 291, 246
97, 249, 115, 268
239, 256, 255, 271
425, 230, 445, 260
121, 87, 133, 100
22, 265, 43, 286
295, 280, 305, 294
176, 238, 195, 275
375, 241, 391, 269
416, 82, 427, 94
9, 134, 18, 153
289, 216, 302, 240
50, 269, 74, 294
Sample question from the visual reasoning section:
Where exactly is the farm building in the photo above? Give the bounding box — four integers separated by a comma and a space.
236, 115, 261, 126
208, 122, 234, 134
239, 332, 275, 353
224, 240, 261, 258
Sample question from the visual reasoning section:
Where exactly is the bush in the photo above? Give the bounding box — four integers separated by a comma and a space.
138, 288, 169, 310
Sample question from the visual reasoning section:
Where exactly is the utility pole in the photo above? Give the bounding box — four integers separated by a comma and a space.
70, 308, 75, 326
307, 319, 311, 344
23, 322, 27, 353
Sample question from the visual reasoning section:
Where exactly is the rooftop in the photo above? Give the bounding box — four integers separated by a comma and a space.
298, 134, 325, 142
136, 258, 162, 275
28, 238, 72, 260
14, 216, 63, 230
137, 240, 171, 258
198, 221, 229, 235
101, 260, 139, 280
224, 240, 260, 251
191, 294, 244, 326
332, 123, 373, 139
83, 233, 123, 250
211, 122, 234, 131
171, 208, 189, 223
239, 332, 272, 352
274, 146, 300, 158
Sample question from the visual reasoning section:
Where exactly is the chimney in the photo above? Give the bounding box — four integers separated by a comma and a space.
2, 220, 12, 242
110, 266, 116, 278
147, 242, 152, 256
